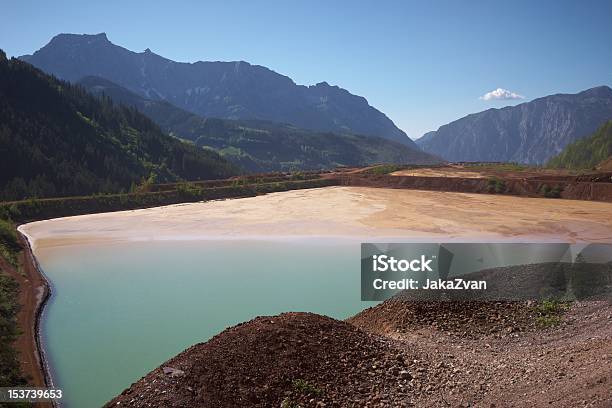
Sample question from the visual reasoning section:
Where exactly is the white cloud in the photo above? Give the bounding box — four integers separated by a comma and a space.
479, 88, 525, 101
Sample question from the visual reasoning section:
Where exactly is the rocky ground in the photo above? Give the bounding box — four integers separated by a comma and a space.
107, 300, 612, 408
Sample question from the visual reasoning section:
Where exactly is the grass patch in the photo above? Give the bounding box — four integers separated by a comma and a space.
364, 164, 407, 175
465, 163, 530, 172
292, 378, 323, 396
533, 299, 571, 328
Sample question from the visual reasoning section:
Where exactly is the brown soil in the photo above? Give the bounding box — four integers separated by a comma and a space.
106, 300, 611, 408
598, 157, 612, 171
348, 300, 541, 338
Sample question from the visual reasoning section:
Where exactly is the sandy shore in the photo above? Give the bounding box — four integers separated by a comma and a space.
19, 187, 612, 249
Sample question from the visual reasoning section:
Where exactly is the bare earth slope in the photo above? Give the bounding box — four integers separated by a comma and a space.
354, 299, 611, 407
106, 313, 413, 407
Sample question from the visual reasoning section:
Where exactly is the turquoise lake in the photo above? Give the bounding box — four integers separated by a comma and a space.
37, 240, 369, 407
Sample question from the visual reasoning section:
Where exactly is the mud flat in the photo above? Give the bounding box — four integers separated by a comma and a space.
20, 186, 612, 250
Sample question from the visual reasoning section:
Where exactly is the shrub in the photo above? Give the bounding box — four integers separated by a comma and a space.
533, 299, 570, 328
0, 220, 20, 250
0, 219, 22, 269
290, 171, 307, 180
540, 184, 562, 198
486, 177, 506, 193
175, 182, 204, 199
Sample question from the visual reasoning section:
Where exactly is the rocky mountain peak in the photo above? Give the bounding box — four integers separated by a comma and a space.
20, 33, 416, 147
417, 86, 612, 164
578, 85, 612, 98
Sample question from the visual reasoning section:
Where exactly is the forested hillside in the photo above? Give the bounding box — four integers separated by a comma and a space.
195, 119, 440, 172
79, 76, 440, 172
0, 51, 236, 201
547, 121, 612, 170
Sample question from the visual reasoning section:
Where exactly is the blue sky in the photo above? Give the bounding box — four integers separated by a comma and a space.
2, 0, 612, 138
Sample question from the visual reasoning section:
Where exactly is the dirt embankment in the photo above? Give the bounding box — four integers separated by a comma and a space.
107, 299, 612, 407
0, 235, 53, 407
338, 171, 612, 202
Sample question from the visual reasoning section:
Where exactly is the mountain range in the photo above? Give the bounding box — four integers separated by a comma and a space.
77, 76, 438, 172
17, 32, 612, 171
417, 86, 612, 164
20, 33, 416, 148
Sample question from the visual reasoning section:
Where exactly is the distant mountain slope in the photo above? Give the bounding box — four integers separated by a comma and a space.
77, 75, 202, 135
0, 51, 235, 201
21, 33, 416, 148
78, 76, 441, 172
417, 86, 612, 164
547, 121, 612, 170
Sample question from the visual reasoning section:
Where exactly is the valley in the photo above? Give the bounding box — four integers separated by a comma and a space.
0, 12, 611, 407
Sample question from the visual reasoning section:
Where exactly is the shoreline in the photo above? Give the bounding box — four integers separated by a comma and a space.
20, 232, 56, 391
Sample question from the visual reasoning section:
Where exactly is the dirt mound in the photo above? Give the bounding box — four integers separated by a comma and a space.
349, 299, 539, 338
106, 312, 416, 407
107, 303, 612, 408
349, 299, 612, 407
